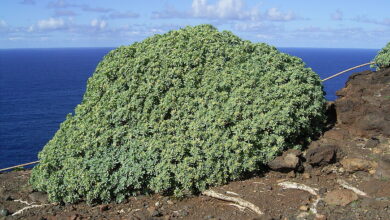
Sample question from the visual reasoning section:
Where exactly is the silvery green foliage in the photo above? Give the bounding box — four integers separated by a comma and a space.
373, 42, 390, 70
30, 25, 326, 204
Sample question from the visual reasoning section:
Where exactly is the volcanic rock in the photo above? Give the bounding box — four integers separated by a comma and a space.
375, 155, 390, 179
305, 145, 338, 166
335, 68, 390, 137
365, 137, 380, 148
324, 189, 358, 206
268, 149, 302, 172
340, 158, 377, 173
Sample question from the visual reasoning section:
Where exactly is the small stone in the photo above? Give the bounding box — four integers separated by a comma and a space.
299, 205, 309, 211
147, 206, 161, 217
319, 187, 327, 195
155, 201, 161, 207
315, 214, 327, 220
265, 185, 273, 191
303, 163, 313, 173
296, 212, 309, 219
69, 214, 80, 220
173, 209, 189, 217
167, 200, 174, 205
372, 148, 383, 154
0, 208, 10, 217
203, 215, 214, 219
302, 173, 311, 179
180, 210, 190, 217
324, 189, 358, 206
365, 137, 380, 148
369, 169, 376, 174
287, 171, 296, 178
321, 166, 335, 174
98, 204, 109, 212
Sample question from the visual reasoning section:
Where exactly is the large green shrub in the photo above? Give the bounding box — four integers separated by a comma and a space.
373, 42, 390, 70
30, 24, 326, 204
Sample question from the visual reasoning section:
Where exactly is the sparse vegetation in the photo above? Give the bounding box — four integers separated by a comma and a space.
29, 24, 326, 204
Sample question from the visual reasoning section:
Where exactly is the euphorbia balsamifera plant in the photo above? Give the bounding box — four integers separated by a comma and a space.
30, 24, 326, 204
373, 42, 390, 70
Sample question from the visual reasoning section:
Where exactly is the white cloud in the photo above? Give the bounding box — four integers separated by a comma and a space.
27, 18, 70, 32
151, 6, 189, 19
91, 19, 107, 29
36, 18, 65, 30
191, 0, 259, 20
48, 0, 112, 13
331, 10, 343, 21
265, 8, 295, 21
233, 22, 281, 32
109, 11, 139, 19
82, 6, 112, 13
8, 37, 24, 41
255, 34, 272, 39
0, 20, 7, 28
352, 15, 390, 26
152, 0, 297, 22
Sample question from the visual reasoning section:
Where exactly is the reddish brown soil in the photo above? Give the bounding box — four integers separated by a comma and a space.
1, 68, 390, 220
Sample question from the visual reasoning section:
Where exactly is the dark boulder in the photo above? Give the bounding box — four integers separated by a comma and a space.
305, 145, 338, 166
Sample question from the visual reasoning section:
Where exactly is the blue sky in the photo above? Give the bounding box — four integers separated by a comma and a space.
1, 0, 389, 49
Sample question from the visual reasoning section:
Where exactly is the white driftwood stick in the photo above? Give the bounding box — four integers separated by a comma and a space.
310, 197, 321, 215
202, 190, 264, 216
278, 181, 318, 196
252, 182, 265, 185
225, 191, 240, 196
12, 204, 48, 216
337, 179, 369, 197
13, 199, 33, 206
278, 182, 323, 217
228, 203, 246, 211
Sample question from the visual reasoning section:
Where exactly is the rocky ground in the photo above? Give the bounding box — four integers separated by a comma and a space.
1, 68, 389, 220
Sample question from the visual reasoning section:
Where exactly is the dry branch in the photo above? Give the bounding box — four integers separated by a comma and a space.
278, 181, 321, 216
202, 190, 263, 216
337, 179, 369, 197
225, 191, 240, 196
13, 199, 33, 206
278, 181, 318, 196
12, 204, 48, 216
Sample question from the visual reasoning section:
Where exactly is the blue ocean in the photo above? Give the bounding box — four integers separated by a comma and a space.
0, 47, 378, 169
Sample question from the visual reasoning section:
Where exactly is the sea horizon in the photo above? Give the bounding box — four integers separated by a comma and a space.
0, 46, 381, 50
